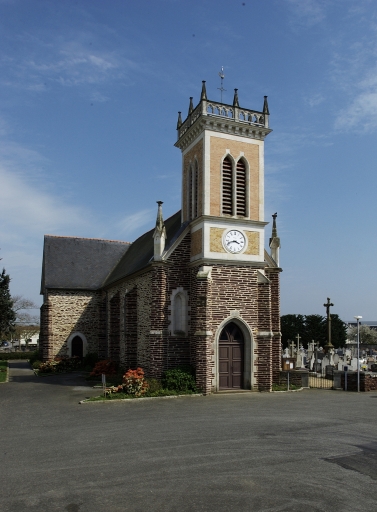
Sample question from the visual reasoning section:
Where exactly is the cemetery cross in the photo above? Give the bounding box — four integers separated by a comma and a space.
323, 297, 334, 351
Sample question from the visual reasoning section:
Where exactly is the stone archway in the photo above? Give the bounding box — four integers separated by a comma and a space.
67, 332, 88, 359
215, 315, 254, 391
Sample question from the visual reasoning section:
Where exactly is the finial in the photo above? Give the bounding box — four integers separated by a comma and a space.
263, 96, 270, 115
153, 201, 166, 261
269, 212, 280, 266
272, 212, 277, 238
200, 81, 207, 101
233, 88, 239, 107
176, 111, 182, 129
156, 201, 164, 231
188, 97, 194, 115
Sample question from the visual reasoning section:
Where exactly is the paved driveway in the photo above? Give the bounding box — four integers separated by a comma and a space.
1, 361, 377, 512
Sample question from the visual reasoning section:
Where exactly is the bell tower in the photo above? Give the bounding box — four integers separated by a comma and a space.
175, 81, 272, 266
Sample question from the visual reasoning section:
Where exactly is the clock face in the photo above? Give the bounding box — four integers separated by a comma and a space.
224, 230, 246, 253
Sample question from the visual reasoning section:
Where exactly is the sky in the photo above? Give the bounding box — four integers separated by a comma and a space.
0, 0, 376, 322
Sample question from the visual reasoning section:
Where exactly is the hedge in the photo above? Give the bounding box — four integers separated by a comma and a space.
0, 351, 39, 361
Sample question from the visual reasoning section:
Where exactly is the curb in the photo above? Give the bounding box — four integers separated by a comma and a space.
271, 387, 304, 393
79, 393, 203, 404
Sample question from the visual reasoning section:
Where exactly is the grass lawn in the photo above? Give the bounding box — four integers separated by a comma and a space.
0, 361, 8, 383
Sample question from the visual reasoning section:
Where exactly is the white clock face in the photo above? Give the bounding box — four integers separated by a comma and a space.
224, 230, 246, 253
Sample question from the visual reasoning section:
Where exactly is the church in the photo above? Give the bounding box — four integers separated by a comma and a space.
39, 81, 282, 394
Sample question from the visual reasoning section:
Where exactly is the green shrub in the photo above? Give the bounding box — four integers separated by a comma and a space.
161, 366, 197, 392
32, 360, 42, 370
0, 350, 39, 361
146, 378, 163, 393
28, 351, 41, 365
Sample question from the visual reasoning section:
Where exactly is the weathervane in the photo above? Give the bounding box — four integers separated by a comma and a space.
218, 66, 226, 103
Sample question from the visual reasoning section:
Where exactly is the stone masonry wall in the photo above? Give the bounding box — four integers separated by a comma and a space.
182, 139, 203, 222
106, 272, 152, 371
266, 268, 282, 383
41, 290, 102, 360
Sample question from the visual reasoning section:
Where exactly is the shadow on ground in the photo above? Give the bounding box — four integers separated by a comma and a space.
7, 361, 94, 387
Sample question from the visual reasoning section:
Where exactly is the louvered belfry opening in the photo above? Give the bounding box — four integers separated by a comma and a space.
222, 157, 233, 215
188, 165, 193, 220
236, 159, 247, 216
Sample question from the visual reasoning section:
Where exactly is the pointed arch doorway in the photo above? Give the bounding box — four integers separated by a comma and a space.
219, 322, 244, 389
71, 336, 84, 359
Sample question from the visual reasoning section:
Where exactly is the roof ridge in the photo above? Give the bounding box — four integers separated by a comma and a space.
44, 234, 131, 244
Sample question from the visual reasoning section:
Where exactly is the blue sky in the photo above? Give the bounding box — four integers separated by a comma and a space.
1, 0, 376, 321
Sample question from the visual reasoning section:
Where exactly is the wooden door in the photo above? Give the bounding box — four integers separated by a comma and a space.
219, 322, 244, 389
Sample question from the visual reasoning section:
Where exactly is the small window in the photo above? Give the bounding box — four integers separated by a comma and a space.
169, 288, 189, 336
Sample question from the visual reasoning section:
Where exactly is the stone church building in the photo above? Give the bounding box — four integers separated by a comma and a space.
40, 82, 282, 393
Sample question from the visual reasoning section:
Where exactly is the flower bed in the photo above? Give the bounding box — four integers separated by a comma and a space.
86, 365, 199, 401
36, 356, 82, 374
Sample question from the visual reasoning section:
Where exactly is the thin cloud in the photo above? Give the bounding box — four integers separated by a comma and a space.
1, 35, 139, 91
306, 93, 325, 107
335, 91, 377, 131
286, 0, 326, 28
117, 209, 155, 238
0, 164, 92, 235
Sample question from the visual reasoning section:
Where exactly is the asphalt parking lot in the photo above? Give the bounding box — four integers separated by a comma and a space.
1, 361, 377, 512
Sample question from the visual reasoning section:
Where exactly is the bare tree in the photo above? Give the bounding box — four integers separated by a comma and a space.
11, 295, 39, 349
348, 325, 377, 345
14, 323, 40, 349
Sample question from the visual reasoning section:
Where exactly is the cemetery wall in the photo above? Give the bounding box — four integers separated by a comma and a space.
341, 372, 377, 392
279, 370, 308, 388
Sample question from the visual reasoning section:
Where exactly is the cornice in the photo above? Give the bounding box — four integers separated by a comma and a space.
187, 258, 267, 269
190, 215, 268, 229
175, 117, 272, 151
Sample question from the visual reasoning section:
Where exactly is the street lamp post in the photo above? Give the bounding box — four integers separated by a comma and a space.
354, 316, 362, 392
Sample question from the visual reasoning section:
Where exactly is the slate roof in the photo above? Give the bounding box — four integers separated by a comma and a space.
103, 210, 184, 287
41, 235, 131, 293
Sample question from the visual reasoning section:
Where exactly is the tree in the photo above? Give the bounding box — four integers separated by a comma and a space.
281, 313, 348, 349
281, 314, 305, 348
14, 323, 40, 349
348, 325, 377, 345
0, 269, 16, 338
12, 295, 39, 325
330, 314, 347, 348
302, 315, 326, 347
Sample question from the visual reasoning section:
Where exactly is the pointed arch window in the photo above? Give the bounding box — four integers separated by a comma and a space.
222, 157, 233, 215
169, 288, 189, 336
188, 162, 199, 221
236, 159, 246, 216
174, 294, 184, 332
222, 156, 248, 217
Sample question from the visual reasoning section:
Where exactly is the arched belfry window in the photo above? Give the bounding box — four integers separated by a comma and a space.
222, 156, 233, 215
236, 159, 246, 217
188, 162, 199, 221
222, 156, 248, 218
